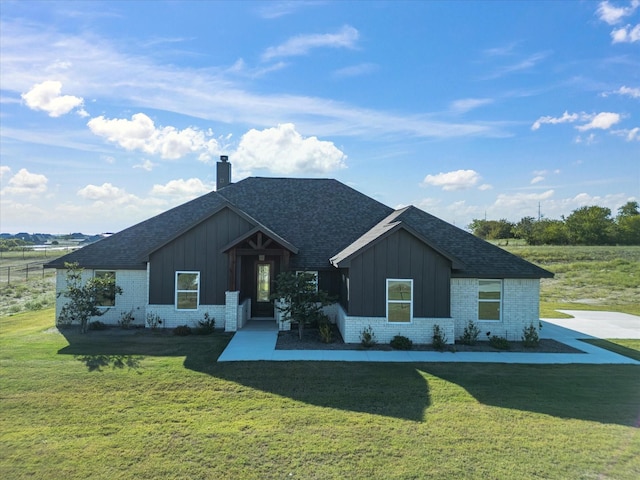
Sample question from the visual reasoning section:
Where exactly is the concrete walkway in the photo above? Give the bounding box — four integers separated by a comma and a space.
217, 312, 640, 364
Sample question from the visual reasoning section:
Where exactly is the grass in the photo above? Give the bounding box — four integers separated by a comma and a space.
504, 245, 640, 317
1, 309, 639, 479
580, 339, 640, 362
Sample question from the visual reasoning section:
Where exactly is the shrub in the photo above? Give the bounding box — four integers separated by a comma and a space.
489, 335, 511, 350
522, 323, 540, 348
360, 325, 377, 348
390, 335, 413, 350
146, 312, 162, 330
118, 309, 135, 329
432, 324, 448, 351
461, 320, 480, 345
173, 325, 192, 336
88, 320, 108, 331
195, 312, 215, 334
318, 322, 333, 343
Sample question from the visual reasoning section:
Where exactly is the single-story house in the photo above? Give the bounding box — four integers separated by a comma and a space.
46, 156, 553, 344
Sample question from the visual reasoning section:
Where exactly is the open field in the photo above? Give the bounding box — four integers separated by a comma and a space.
1, 309, 639, 479
504, 245, 640, 318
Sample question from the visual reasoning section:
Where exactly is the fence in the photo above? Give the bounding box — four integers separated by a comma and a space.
0, 261, 55, 284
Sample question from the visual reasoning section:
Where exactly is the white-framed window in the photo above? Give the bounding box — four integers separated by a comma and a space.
94, 270, 116, 307
296, 270, 318, 292
387, 279, 413, 323
175, 271, 200, 310
478, 279, 502, 321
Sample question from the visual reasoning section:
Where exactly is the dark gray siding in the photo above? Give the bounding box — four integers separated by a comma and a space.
149, 208, 254, 305
347, 229, 451, 318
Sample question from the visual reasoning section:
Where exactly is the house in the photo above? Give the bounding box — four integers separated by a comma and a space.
46, 156, 553, 344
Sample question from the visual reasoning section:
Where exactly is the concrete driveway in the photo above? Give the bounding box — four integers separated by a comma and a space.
542, 310, 640, 339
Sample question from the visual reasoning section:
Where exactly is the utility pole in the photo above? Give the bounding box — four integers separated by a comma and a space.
538, 202, 541, 221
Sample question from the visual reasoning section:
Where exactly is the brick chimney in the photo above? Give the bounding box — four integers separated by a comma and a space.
217, 155, 231, 190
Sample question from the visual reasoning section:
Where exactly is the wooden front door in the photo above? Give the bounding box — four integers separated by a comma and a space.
252, 261, 274, 318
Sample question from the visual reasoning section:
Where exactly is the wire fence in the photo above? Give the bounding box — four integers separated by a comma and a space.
0, 261, 56, 284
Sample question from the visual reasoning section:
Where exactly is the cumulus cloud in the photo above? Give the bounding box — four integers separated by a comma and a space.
532, 111, 622, 132
87, 113, 221, 160
613, 127, 640, 141
233, 123, 347, 174
150, 178, 212, 198
611, 24, 640, 42
262, 25, 359, 61
0, 166, 11, 180
421, 169, 481, 191
597, 0, 639, 25
494, 189, 555, 209
602, 85, 640, 98
133, 159, 157, 171
531, 111, 580, 130
77, 183, 136, 203
1, 168, 48, 195
21, 80, 85, 117
576, 112, 621, 131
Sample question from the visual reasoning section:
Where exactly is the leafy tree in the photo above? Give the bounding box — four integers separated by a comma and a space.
512, 216, 536, 243
616, 215, 640, 245
272, 271, 333, 340
617, 201, 639, 219
57, 262, 122, 333
469, 219, 514, 240
531, 219, 569, 245
565, 206, 615, 245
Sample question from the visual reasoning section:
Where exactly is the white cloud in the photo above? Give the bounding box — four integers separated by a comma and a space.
531, 111, 580, 130
483, 51, 550, 80
603, 85, 640, 98
421, 169, 481, 191
233, 123, 347, 174
150, 178, 212, 198
87, 113, 221, 160
576, 112, 621, 131
531, 176, 545, 185
21, 80, 84, 117
332, 63, 378, 79
575, 133, 597, 145
533, 111, 622, 132
0, 166, 11, 180
478, 184, 493, 191
449, 98, 494, 114
611, 23, 640, 42
613, 127, 640, 141
597, 1, 639, 25
1, 168, 48, 195
261, 25, 359, 61
133, 159, 157, 171
494, 189, 555, 209
77, 183, 137, 205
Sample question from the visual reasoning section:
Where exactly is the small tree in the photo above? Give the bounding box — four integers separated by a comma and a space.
57, 262, 122, 333
272, 271, 333, 340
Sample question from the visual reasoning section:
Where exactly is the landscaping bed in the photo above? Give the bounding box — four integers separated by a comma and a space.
276, 324, 584, 353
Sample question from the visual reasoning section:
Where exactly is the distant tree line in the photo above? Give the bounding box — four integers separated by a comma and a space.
468, 201, 640, 245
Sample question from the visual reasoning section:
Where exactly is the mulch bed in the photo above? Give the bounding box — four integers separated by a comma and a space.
276, 324, 585, 354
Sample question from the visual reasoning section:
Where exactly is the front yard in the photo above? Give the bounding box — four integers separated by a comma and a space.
1, 308, 639, 479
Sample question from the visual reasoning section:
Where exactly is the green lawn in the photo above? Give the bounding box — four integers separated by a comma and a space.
1, 309, 639, 479
504, 245, 640, 317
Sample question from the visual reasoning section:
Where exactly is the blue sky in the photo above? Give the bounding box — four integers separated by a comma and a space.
1, 0, 638, 234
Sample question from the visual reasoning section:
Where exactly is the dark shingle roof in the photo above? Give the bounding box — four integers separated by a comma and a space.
46, 177, 551, 278
46, 177, 393, 270
332, 205, 552, 278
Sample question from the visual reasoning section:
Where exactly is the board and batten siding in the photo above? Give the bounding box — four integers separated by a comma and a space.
148, 207, 254, 305
346, 229, 451, 318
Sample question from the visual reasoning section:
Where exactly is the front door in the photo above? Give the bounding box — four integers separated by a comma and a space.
253, 261, 274, 317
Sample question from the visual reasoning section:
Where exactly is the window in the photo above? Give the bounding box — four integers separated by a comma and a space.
94, 271, 116, 307
176, 271, 199, 310
296, 270, 318, 292
478, 279, 502, 321
387, 279, 413, 323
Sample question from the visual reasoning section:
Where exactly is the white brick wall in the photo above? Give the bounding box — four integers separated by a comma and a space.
146, 304, 227, 330
55, 269, 148, 327
451, 278, 541, 341
334, 277, 541, 345
335, 303, 455, 345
